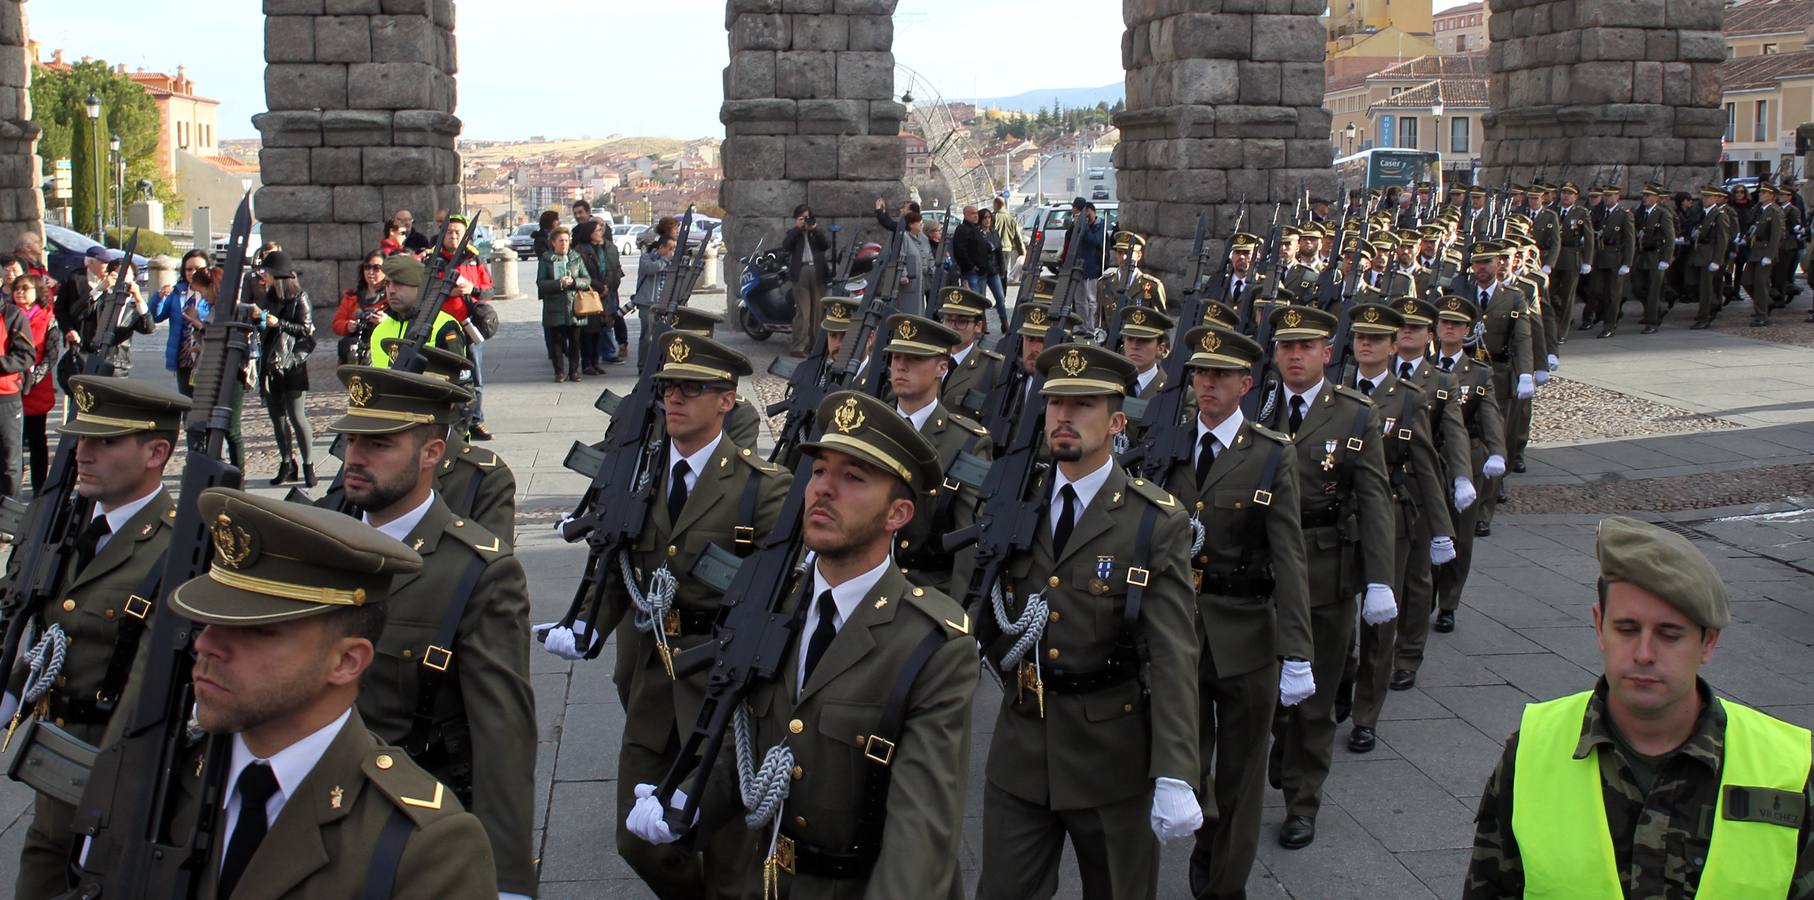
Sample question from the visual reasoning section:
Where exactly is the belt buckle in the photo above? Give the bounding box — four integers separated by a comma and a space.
775, 835, 796, 875
733, 526, 755, 548
862, 734, 895, 766
1345, 437, 1364, 452
942, 476, 960, 493
1125, 566, 1150, 588
1252, 489, 1273, 507
663, 609, 682, 638
1191, 568, 1203, 592
124, 594, 153, 620
422, 645, 453, 672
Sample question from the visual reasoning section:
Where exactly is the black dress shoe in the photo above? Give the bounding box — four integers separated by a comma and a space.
1597, 326, 1616, 338
1690, 320, 1710, 330
1496, 488, 1509, 504
1475, 520, 1492, 537
1389, 669, 1417, 691
1511, 460, 1527, 474
1641, 324, 1659, 334
1334, 675, 1355, 724
1577, 319, 1597, 331
1348, 726, 1376, 753
1434, 610, 1456, 633
1278, 815, 1316, 849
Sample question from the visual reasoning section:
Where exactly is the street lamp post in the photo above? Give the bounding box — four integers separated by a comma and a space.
110, 133, 122, 233
1343, 122, 1358, 157
1430, 100, 1445, 200
84, 93, 102, 240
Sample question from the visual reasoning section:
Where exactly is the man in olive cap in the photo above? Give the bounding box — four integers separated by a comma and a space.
324, 365, 538, 897
1689, 185, 1735, 329
1465, 517, 1814, 899
1747, 181, 1786, 327
1633, 182, 1678, 334
369, 253, 467, 369
1100, 231, 1169, 318
936, 286, 1002, 422
376, 338, 516, 545
655, 306, 762, 449
155, 488, 500, 899
1430, 294, 1507, 630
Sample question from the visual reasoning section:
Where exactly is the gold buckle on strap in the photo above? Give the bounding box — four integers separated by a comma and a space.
775, 835, 797, 875
733, 526, 755, 547
1126, 567, 1150, 588
1252, 489, 1273, 507
124, 595, 153, 620
422, 645, 453, 672
862, 734, 896, 766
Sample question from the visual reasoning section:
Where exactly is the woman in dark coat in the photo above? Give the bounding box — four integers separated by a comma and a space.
254, 251, 317, 487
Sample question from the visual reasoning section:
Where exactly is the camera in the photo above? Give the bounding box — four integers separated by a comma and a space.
804, 214, 817, 227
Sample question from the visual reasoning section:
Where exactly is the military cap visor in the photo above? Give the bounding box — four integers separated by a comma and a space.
1395, 297, 1439, 326
1436, 294, 1482, 323
1700, 185, 1729, 198
1228, 232, 1262, 251
1595, 516, 1730, 630
1347, 303, 1406, 335
1017, 303, 1078, 336
799, 391, 941, 490
653, 332, 753, 383
329, 366, 472, 435
59, 375, 192, 437
884, 314, 960, 357
937, 287, 991, 318
1269, 304, 1336, 342
172, 488, 422, 626
668, 305, 725, 335
1111, 231, 1147, 250
1202, 300, 1241, 328
1037, 342, 1137, 396
820, 298, 856, 333
1117, 305, 1174, 340
1183, 325, 1263, 371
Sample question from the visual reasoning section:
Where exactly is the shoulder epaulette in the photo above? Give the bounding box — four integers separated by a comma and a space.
734, 445, 784, 476
443, 515, 507, 557
900, 583, 972, 639
1332, 384, 1375, 406
456, 444, 502, 470
1248, 423, 1292, 444
363, 747, 464, 828
949, 411, 989, 438
1124, 476, 1182, 511
980, 348, 1003, 361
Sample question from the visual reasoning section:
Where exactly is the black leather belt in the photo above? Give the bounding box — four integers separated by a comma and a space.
1043, 653, 1139, 695
46, 694, 110, 727
1490, 352, 1511, 363
779, 825, 874, 880
1196, 570, 1274, 599
662, 607, 717, 637
1301, 507, 1344, 529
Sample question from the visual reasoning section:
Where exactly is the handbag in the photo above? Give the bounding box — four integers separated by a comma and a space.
573, 288, 604, 318
468, 297, 500, 338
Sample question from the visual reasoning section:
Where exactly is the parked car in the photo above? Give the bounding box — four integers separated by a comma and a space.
614, 223, 649, 256
1091, 186, 1111, 201
1089, 167, 1107, 181
1028, 202, 1120, 269
210, 222, 263, 266
47, 224, 151, 284
508, 223, 539, 258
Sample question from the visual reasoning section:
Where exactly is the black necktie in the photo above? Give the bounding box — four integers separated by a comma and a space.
1358, 378, 1374, 397
1053, 485, 1078, 557
75, 515, 111, 571
1399, 361, 1414, 380
1232, 278, 1244, 297
802, 591, 837, 685
1195, 433, 1219, 485
1441, 356, 1454, 372
1288, 395, 1305, 436
1479, 288, 1489, 307
220, 762, 279, 900
666, 460, 689, 525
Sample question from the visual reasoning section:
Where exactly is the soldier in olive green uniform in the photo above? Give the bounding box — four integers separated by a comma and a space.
1632, 183, 1679, 334
1255, 306, 1397, 850
664, 305, 763, 448
1466, 517, 1814, 900
978, 344, 1202, 900
1281, 227, 1324, 301
1773, 179, 1806, 310
1527, 186, 1563, 333
1429, 295, 1507, 633
937, 287, 1002, 422
11, 376, 188, 900
382, 339, 519, 546
1691, 185, 1736, 329
1747, 181, 1786, 327
1119, 306, 1175, 452
1099, 232, 1170, 318
1467, 244, 1536, 536
1550, 183, 1595, 342
320, 365, 536, 896
1582, 186, 1635, 338
1160, 326, 1313, 897
883, 313, 993, 597
161, 488, 499, 900
547, 331, 790, 899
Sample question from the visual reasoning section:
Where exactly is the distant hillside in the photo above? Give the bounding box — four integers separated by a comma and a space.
459, 136, 690, 164
978, 82, 1125, 114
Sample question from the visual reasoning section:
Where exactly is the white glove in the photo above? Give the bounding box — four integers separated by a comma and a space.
1516, 373, 1535, 399
1546, 353, 1559, 372
1150, 777, 1203, 842
1762, 257, 1773, 266
1708, 262, 1721, 272
1483, 454, 1507, 479
534, 620, 600, 661
1540, 265, 1552, 275
625, 784, 691, 845
1362, 583, 1398, 625
0, 692, 15, 723
1431, 536, 1457, 565
1453, 477, 1477, 512
1579, 263, 1593, 275
1617, 265, 1630, 276
1674, 236, 1686, 245
1279, 658, 1316, 707
1533, 369, 1550, 386
555, 513, 577, 535
1658, 261, 1669, 271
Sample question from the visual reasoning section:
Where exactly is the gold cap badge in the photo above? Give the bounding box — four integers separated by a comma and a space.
1200, 331, 1222, 353
347, 375, 374, 408
896, 320, 919, 341
833, 397, 866, 434
1059, 348, 1088, 377
1362, 307, 1380, 323
210, 513, 255, 569
666, 338, 691, 364
1283, 309, 1302, 328
74, 385, 95, 413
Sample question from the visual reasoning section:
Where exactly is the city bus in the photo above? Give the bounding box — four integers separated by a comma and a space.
1334, 148, 1442, 195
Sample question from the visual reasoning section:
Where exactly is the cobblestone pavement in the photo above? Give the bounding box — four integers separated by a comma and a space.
2, 276, 1812, 898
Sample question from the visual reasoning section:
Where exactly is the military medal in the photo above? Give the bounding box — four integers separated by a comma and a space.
1019, 661, 1045, 718
1322, 439, 1337, 473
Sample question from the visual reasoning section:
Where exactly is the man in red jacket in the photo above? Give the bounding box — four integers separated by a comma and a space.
430, 216, 495, 441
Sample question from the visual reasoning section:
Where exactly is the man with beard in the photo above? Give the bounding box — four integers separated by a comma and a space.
325, 365, 537, 898
376, 339, 516, 545
630, 390, 978, 900
164, 488, 497, 899
9, 376, 187, 899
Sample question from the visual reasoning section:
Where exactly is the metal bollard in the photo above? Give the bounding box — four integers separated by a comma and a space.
147, 255, 179, 296
701, 244, 720, 291
490, 248, 518, 299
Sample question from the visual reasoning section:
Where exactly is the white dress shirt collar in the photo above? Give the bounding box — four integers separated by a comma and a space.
1284, 379, 1323, 415
897, 399, 936, 432
951, 342, 973, 367
1135, 366, 1160, 395
1051, 455, 1116, 522
1196, 408, 1246, 463
90, 485, 163, 555
666, 431, 725, 494
799, 553, 893, 694
362, 490, 436, 544
221, 706, 353, 871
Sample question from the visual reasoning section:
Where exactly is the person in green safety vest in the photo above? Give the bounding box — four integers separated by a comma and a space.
1465, 516, 1814, 899
368, 253, 466, 369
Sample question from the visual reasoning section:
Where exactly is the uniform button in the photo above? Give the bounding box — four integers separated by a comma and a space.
1047, 576, 1060, 588
403, 649, 413, 659
376, 754, 394, 769
911, 588, 924, 597
453, 520, 464, 527
1123, 704, 1134, 713
900, 539, 910, 549
794, 816, 808, 828
1048, 611, 1060, 623
61, 599, 75, 612
667, 545, 678, 557
791, 766, 804, 781
103, 609, 114, 619
788, 719, 804, 735
1047, 648, 1060, 660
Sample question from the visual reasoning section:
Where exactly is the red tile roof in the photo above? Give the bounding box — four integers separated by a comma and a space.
1721, 47, 1814, 90
1725, 0, 1814, 37
1371, 77, 1491, 108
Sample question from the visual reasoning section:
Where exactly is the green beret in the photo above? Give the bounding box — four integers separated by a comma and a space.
382, 253, 426, 288
1596, 516, 1730, 630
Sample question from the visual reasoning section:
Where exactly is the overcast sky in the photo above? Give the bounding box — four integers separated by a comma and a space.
26, 0, 1475, 141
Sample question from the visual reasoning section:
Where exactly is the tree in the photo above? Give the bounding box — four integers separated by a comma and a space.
69, 110, 96, 235
30, 59, 178, 234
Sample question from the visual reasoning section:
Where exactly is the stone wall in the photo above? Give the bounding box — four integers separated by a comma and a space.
1114, 0, 1336, 282
256, 0, 462, 302
719, 0, 906, 292
0, 0, 43, 251
1480, 0, 1724, 191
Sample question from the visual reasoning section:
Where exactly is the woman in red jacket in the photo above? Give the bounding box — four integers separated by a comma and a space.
12, 274, 54, 493
333, 250, 389, 364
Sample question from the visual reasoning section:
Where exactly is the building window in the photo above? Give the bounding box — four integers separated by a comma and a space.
1400, 116, 1419, 149
177, 121, 188, 149
1726, 102, 1736, 141
1755, 99, 1769, 142
1764, 42, 1779, 54
1451, 116, 1470, 153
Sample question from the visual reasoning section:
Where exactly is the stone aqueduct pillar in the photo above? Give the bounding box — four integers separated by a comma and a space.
0, 0, 42, 251
1481, 0, 1726, 192
257, 0, 462, 299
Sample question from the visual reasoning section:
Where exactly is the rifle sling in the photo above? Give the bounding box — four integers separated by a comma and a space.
733, 469, 764, 558
93, 560, 166, 714
1233, 438, 1286, 582
362, 806, 415, 900
402, 554, 488, 761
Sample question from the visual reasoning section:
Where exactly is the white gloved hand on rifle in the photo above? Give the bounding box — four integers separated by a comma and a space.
1362, 583, 1398, 625
1150, 777, 1203, 842
534, 620, 601, 661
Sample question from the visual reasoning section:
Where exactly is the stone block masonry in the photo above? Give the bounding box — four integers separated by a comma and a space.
0, 0, 43, 252
1480, 0, 1724, 193
257, 5, 462, 307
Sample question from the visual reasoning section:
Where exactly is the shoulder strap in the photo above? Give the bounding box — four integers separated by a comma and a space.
403, 553, 488, 757
848, 624, 948, 869
361, 806, 416, 900
1331, 402, 1374, 507
1118, 502, 1162, 640
732, 469, 764, 557
97, 557, 165, 712
461, 462, 487, 519
1236, 440, 1286, 577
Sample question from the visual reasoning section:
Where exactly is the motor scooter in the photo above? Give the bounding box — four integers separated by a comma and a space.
736, 226, 883, 340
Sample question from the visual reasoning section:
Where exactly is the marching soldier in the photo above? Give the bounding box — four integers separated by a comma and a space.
1467, 243, 1535, 537
818, 297, 856, 362
1632, 182, 1678, 334
1164, 325, 1313, 897
1527, 185, 1562, 339
1773, 178, 1806, 310
10, 377, 188, 899
884, 313, 993, 597
380, 339, 518, 545
1223, 233, 1264, 330
542, 332, 791, 899
1340, 303, 1457, 755
632, 390, 978, 899
1282, 228, 1324, 301
1690, 184, 1736, 329
325, 365, 538, 897
976, 344, 1202, 900
1465, 517, 1814, 899
936, 287, 1001, 421
1119, 305, 1175, 451
1100, 232, 1169, 317
1465, 187, 1492, 238
1256, 305, 1397, 851
1582, 186, 1635, 338
167, 488, 499, 899
663, 305, 764, 448
1551, 182, 1595, 342
1747, 181, 1785, 327
1430, 295, 1508, 634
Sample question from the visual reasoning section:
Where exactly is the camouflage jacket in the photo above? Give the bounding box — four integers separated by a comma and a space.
1465, 678, 1814, 900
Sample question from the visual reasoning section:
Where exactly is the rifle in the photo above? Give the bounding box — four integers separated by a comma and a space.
1325, 200, 1375, 384
849, 222, 907, 397
388, 221, 477, 374
973, 225, 1050, 455
1104, 232, 1134, 351
1240, 203, 1289, 417
0, 226, 141, 719
1119, 213, 1208, 477
929, 212, 959, 318
64, 198, 259, 900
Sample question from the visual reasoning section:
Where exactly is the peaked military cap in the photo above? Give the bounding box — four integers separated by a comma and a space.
1641, 181, 1666, 197
883, 314, 960, 357
1599, 185, 1624, 198
653, 331, 752, 384
1118, 305, 1174, 341
1447, 184, 1466, 194
1419, 225, 1446, 240
1436, 293, 1482, 324
382, 253, 426, 288
1700, 184, 1729, 198
1182, 325, 1262, 371
1415, 181, 1433, 191
1036, 343, 1137, 396
1507, 183, 1527, 195
1467, 186, 1488, 198
1202, 300, 1241, 329
1595, 515, 1729, 630
1469, 240, 1502, 259
59, 375, 191, 437
937, 286, 991, 318
331, 366, 472, 435
1269, 304, 1337, 342
1347, 302, 1406, 335
821, 297, 857, 333
800, 390, 940, 490
666, 305, 724, 336
379, 338, 473, 384
1111, 231, 1147, 251
1757, 181, 1779, 195
1395, 296, 1438, 326
1017, 301, 1080, 336
1229, 232, 1262, 251
1559, 181, 1581, 194
173, 487, 422, 626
